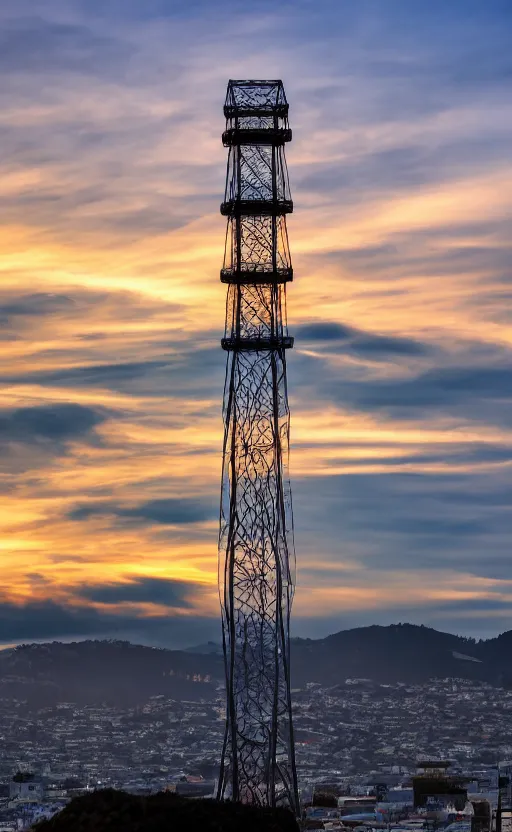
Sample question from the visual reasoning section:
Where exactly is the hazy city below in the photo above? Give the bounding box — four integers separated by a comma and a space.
1, 625, 511, 829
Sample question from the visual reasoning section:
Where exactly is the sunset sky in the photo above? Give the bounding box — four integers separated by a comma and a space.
1, 0, 511, 647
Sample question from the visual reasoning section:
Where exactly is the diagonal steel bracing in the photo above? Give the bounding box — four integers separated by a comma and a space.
217, 80, 299, 814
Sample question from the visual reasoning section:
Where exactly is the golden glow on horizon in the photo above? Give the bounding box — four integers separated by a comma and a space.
1, 58, 511, 639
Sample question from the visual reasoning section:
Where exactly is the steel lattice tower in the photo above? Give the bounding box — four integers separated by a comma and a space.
217, 80, 299, 814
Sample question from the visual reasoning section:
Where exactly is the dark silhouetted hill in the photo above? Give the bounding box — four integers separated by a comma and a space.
0, 639, 222, 707
2, 624, 511, 709
184, 640, 223, 655
33, 788, 299, 832
290, 623, 491, 687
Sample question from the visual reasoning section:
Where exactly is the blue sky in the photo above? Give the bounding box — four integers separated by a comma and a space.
0, 0, 511, 646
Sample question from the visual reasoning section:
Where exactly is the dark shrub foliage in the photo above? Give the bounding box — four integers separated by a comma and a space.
34, 788, 300, 832
311, 791, 337, 808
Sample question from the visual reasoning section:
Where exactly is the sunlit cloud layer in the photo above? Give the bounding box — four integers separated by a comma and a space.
1, 0, 511, 645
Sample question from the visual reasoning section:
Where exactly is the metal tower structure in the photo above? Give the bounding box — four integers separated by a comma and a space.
217, 80, 299, 814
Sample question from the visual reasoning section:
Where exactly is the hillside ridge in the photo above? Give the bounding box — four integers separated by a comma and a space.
2, 623, 511, 708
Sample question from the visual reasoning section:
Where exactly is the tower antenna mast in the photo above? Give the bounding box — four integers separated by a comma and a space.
217, 79, 299, 813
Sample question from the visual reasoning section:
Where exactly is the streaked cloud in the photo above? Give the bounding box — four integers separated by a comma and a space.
0, 0, 511, 644
69, 497, 216, 526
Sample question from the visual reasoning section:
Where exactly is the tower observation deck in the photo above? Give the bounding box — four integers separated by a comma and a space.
217, 80, 299, 814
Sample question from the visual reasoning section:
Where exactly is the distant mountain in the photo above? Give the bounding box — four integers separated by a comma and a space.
184, 641, 223, 655
290, 623, 491, 687
1, 624, 511, 709
0, 639, 223, 708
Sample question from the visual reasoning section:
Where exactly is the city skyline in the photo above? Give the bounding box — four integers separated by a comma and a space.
1, 0, 511, 647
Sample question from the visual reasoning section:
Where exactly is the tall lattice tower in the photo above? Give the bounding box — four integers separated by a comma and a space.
217, 80, 299, 813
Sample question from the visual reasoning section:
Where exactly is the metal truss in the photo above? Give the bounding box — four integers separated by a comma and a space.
217, 80, 299, 815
